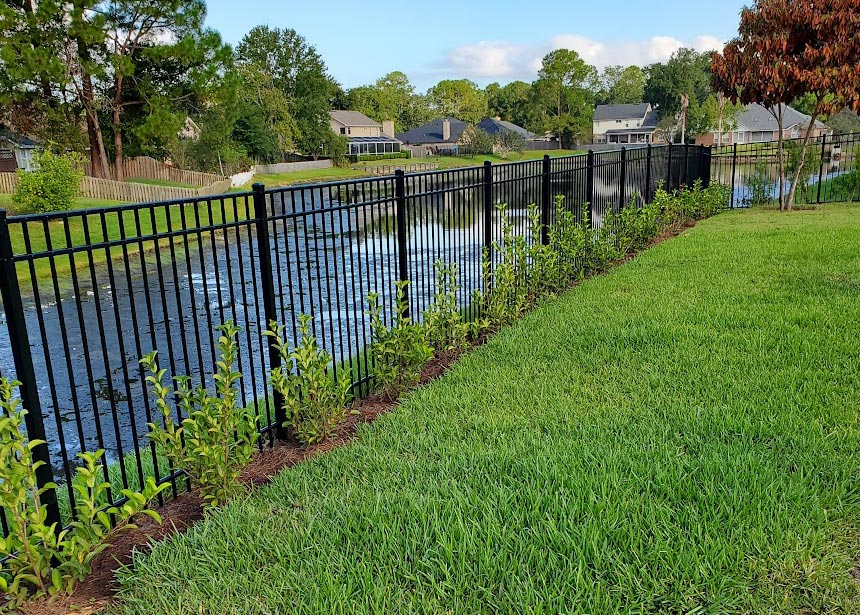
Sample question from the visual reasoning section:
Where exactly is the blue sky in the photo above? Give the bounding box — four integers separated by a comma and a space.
205, 0, 748, 91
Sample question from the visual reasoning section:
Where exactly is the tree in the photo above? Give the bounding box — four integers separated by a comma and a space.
342, 72, 431, 132
645, 48, 712, 122
532, 49, 597, 146
700, 93, 743, 146
1, 0, 110, 176
827, 108, 860, 135
427, 79, 487, 125
486, 80, 535, 128
460, 127, 495, 156
237, 26, 337, 158
599, 65, 646, 105
100, 0, 233, 181
712, 0, 860, 211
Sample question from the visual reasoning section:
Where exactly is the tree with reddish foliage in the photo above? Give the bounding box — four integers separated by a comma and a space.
712, 0, 860, 211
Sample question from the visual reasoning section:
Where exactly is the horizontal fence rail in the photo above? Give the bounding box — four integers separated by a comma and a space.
0, 141, 786, 535
709, 132, 860, 207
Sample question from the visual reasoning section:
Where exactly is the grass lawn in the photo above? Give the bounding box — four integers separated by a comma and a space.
112, 203, 860, 614
6, 194, 252, 287
125, 178, 197, 189
249, 151, 587, 187
0, 193, 121, 214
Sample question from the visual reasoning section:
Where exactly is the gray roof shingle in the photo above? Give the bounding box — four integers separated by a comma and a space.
593, 103, 652, 122
737, 103, 828, 132
329, 110, 381, 127
396, 118, 468, 145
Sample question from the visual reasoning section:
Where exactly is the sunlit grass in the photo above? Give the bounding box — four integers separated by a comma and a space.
110, 203, 860, 614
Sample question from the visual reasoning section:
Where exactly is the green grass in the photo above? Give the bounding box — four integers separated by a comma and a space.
8, 195, 252, 287
111, 203, 860, 614
125, 178, 197, 189
0, 193, 121, 214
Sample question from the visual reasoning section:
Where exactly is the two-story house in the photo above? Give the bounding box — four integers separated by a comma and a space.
329, 111, 402, 157
592, 103, 661, 145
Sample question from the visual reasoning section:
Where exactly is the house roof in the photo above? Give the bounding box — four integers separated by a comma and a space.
476, 118, 536, 140
0, 125, 38, 148
329, 110, 381, 128
736, 103, 829, 132
604, 126, 658, 135
593, 103, 652, 122
347, 136, 401, 144
396, 118, 468, 145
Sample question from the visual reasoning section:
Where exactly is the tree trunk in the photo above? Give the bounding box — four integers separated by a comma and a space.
785, 115, 818, 212
775, 105, 786, 211
76, 36, 111, 179
82, 74, 111, 179
113, 76, 124, 182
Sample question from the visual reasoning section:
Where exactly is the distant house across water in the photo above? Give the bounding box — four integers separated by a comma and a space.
695, 103, 832, 146
329, 110, 401, 157
592, 103, 661, 145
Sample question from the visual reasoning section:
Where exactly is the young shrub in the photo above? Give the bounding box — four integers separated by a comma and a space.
546, 196, 586, 288
12, 150, 83, 214
423, 260, 470, 355
747, 158, 774, 207
607, 196, 661, 256
0, 379, 165, 609
266, 315, 352, 446
141, 321, 257, 509
525, 203, 560, 300
366, 281, 432, 400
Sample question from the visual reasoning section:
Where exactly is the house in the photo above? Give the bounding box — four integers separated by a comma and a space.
0, 125, 40, 172
396, 118, 469, 152
592, 103, 661, 144
696, 103, 832, 146
476, 118, 536, 141
397, 117, 543, 154
329, 110, 401, 157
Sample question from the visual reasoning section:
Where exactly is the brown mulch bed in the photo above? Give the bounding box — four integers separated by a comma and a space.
20, 352, 461, 615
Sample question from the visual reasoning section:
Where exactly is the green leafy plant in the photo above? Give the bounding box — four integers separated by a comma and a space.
12, 149, 83, 213
423, 260, 470, 355
0, 379, 165, 609
366, 281, 433, 400
141, 321, 257, 509
747, 158, 774, 207
266, 315, 352, 446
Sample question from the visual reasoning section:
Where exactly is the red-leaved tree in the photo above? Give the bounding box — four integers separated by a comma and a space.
712, 0, 860, 211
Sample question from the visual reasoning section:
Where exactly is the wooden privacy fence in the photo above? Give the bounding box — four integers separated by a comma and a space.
0, 173, 233, 203
84, 156, 226, 187
366, 162, 439, 175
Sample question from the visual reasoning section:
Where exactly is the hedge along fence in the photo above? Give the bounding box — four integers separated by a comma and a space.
0, 173, 233, 203
84, 156, 226, 187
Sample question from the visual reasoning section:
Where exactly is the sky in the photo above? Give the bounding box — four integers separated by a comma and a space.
205, 0, 749, 91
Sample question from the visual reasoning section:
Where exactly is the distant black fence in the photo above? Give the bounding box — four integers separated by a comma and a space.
0, 143, 711, 532
710, 132, 860, 207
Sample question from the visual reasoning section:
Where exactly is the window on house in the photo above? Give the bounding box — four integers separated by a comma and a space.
616, 120, 622, 123
340, 127, 346, 135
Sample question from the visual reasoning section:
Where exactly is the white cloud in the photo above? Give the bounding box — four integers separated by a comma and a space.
439, 33, 724, 82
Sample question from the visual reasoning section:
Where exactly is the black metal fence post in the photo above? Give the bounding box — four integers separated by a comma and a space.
667, 144, 673, 191
730, 143, 738, 208
0, 209, 63, 531
586, 150, 595, 227
645, 144, 652, 203
683, 143, 689, 186
394, 170, 410, 320
618, 147, 627, 209
252, 184, 286, 440
702, 145, 712, 188
541, 155, 551, 245
483, 160, 493, 258
817, 135, 827, 204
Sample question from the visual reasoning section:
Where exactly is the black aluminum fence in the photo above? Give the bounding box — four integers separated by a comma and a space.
0, 144, 710, 533
710, 132, 860, 207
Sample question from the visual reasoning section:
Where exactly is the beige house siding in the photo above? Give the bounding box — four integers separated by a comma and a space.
330, 123, 383, 138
